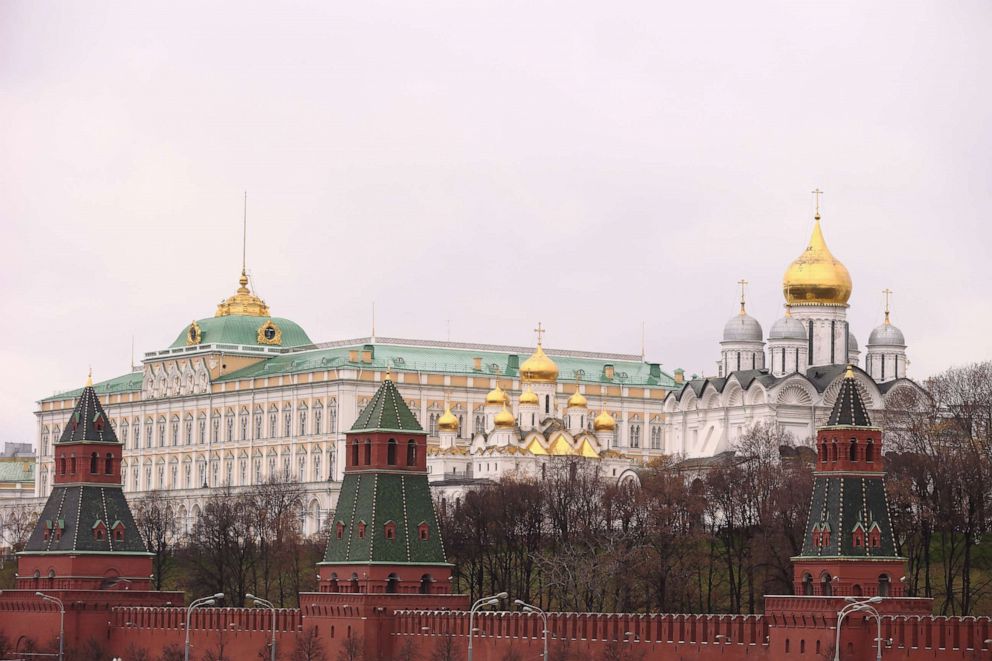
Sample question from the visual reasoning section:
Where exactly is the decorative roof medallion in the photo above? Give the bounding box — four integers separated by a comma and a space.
257, 319, 282, 346
186, 320, 203, 346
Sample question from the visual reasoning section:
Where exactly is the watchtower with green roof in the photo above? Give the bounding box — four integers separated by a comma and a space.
19, 376, 153, 591
792, 366, 907, 598
318, 372, 453, 595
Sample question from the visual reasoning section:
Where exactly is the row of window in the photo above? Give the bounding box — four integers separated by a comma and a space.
800, 572, 892, 597
40, 405, 340, 455
334, 520, 431, 541
349, 439, 418, 467
56, 452, 114, 477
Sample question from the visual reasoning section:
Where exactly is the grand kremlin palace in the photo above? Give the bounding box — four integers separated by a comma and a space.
26, 208, 920, 536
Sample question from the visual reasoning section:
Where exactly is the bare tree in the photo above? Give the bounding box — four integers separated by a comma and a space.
336, 635, 363, 661
132, 493, 178, 590
292, 626, 328, 661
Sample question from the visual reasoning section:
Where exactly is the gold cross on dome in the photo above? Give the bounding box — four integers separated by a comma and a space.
534, 322, 546, 345
882, 288, 893, 322
812, 188, 824, 217
737, 279, 748, 313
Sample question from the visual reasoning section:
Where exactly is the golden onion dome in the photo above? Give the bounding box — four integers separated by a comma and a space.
494, 405, 516, 429
593, 409, 617, 432
485, 384, 509, 406
567, 390, 588, 408
520, 344, 558, 383
519, 387, 539, 406
783, 214, 852, 306
437, 406, 459, 432
216, 271, 271, 317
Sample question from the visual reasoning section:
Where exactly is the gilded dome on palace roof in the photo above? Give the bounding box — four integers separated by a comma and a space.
520, 344, 558, 383
783, 214, 852, 306
216, 271, 271, 317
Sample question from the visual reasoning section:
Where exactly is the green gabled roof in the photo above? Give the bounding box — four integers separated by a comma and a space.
351, 377, 423, 433
216, 338, 675, 387
170, 315, 313, 349
41, 371, 143, 403
322, 473, 447, 566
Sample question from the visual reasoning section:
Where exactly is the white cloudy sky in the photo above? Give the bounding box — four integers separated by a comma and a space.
1, 1, 990, 445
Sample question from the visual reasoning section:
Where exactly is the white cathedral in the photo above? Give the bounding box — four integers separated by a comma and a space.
660, 206, 918, 457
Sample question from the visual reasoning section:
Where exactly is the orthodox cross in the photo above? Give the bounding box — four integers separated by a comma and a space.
812, 188, 823, 217
882, 288, 893, 322
738, 279, 748, 314
534, 322, 546, 345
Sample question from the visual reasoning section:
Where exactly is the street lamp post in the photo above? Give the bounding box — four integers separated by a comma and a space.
468, 592, 507, 661
185, 593, 224, 661
834, 596, 882, 661
36, 592, 64, 661
514, 600, 548, 661
246, 593, 277, 661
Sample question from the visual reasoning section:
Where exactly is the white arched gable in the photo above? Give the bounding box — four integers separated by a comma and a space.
679, 390, 698, 412
774, 377, 816, 406
823, 372, 881, 410
723, 384, 744, 408
745, 384, 767, 405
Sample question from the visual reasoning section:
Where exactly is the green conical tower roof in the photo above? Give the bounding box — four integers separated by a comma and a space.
350, 373, 423, 433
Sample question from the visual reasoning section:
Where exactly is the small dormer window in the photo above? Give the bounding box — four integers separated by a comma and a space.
357, 521, 367, 539
418, 523, 430, 541
384, 521, 397, 541
336, 522, 345, 539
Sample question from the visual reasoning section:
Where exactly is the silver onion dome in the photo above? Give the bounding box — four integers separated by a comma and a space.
768, 315, 807, 341
723, 313, 763, 342
869, 321, 905, 346
848, 330, 859, 352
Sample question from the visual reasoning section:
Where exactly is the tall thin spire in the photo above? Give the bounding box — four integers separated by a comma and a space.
242, 190, 248, 277
85, 367, 93, 388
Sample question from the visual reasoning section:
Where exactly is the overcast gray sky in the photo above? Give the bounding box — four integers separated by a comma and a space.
2, 1, 990, 445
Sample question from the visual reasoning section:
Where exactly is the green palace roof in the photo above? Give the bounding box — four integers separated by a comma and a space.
0, 460, 35, 483
41, 338, 675, 402
216, 339, 675, 387
169, 315, 313, 349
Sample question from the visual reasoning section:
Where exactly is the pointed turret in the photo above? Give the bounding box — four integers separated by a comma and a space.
792, 366, 905, 599
318, 373, 453, 594
19, 377, 152, 590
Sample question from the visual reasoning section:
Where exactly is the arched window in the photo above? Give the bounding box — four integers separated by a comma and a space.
878, 574, 891, 597
420, 574, 432, 595
852, 584, 863, 596
819, 443, 826, 463
59, 455, 66, 475
802, 573, 813, 596
105, 453, 113, 475
831, 440, 838, 462
351, 440, 359, 467
821, 573, 832, 596
386, 572, 399, 593
364, 439, 372, 465
849, 438, 858, 462
70, 454, 77, 474
865, 439, 875, 463
387, 439, 397, 465
329, 573, 339, 592
89, 452, 98, 474
406, 440, 417, 466
350, 573, 360, 593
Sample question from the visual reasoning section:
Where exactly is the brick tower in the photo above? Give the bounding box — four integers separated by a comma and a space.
792, 366, 905, 598
317, 372, 454, 595
18, 376, 153, 591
